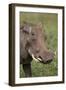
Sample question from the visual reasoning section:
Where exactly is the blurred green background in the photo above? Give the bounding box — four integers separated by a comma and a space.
20, 12, 58, 77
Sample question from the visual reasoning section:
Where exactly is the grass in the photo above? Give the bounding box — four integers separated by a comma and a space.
20, 12, 58, 77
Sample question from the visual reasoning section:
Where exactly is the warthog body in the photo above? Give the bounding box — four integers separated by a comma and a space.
20, 22, 54, 77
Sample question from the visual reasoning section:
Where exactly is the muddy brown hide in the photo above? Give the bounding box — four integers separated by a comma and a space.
20, 22, 54, 77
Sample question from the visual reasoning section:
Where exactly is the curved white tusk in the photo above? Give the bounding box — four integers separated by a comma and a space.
28, 49, 42, 62
32, 54, 39, 62
37, 58, 42, 61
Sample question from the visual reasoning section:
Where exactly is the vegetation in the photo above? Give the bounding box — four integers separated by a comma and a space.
20, 12, 58, 77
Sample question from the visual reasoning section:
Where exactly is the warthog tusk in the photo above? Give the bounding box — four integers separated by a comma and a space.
28, 49, 42, 62
37, 58, 42, 61
32, 54, 39, 62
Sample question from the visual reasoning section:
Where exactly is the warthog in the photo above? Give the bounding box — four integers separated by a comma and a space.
20, 22, 54, 77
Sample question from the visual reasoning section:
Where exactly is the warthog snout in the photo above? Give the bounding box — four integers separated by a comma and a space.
30, 49, 54, 64
38, 51, 54, 64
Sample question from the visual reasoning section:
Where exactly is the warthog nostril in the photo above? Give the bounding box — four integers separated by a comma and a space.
46, 59, 52, 63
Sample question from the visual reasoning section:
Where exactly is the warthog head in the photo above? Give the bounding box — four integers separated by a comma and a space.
20, 22, 54, 64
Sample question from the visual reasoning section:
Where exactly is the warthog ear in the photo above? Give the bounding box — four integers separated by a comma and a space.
23, 26, 31, 34
20, 21, 32, 34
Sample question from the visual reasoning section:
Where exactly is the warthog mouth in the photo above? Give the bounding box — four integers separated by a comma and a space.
28, 49, 42, 63
28, 49, 54, 64
32, 54, 42, 62
31, 54, 52, 64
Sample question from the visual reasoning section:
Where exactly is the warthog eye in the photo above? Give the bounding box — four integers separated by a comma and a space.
31, 32, 36, 41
